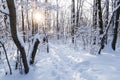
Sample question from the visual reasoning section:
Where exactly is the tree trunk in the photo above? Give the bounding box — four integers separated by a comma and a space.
6, 0, 29, 74
104, 0, 109, 44
93, 0, 97, 45
112, 0, 120, 50
29, 39, 40, 65
97, 0, 103, 35
71, 0, 75, 44
97, 0, 104, 54
56, 0, 60, 40
32, 12, 35, 36
26, 0, 30, 30
21, 0, 25, 42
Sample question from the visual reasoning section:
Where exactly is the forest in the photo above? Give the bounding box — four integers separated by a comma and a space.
0, 0, 120, 80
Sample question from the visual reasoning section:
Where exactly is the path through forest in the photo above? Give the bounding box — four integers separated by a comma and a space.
1, 41, 120, 80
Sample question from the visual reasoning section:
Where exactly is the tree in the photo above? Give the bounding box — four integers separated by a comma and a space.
97, 0, 103, 37
29, 37, 40, 64
71, 0, 75, 43
21, 0, 25, 42
6, 0, 29, 74
93, 0, 97, 45
56, 0, 60, 39
97, 0, 104, 54
111, 0, 120, 50
104, 0, 109, 44
98, 0, 120, 54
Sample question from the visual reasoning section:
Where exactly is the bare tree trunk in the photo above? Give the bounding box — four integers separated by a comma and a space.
32, 12, 35, 36
29, 39, 40, 65
6, 0, 29, 74
56, 0, 60, 40
21, 0, 25, 42
71, 0, 75, 44
112, 0, 120, 50
93, 0, 97, 45
97, 0, 104, 54
97, 0, 103, 35
98, 2, 120, 54
45, 0, 49, 53
104, 0, 109, 44
26, 0, 30, 30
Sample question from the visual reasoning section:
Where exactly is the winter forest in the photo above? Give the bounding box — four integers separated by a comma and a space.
0, 0, 120, 80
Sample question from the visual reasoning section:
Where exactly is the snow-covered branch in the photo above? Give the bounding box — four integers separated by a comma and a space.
103, 3, 120, 38
98, 3, 120, 54
0, 10, 9, 16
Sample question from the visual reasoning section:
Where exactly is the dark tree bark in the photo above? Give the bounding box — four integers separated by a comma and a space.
6, 0, 29, 74
21, 0, 25, 42
97, 0, 103, 35
32, 12, 35, 36
97, 0, 104, 54
31, 0, 37, 36
30, 39, 40, 65
93, 0, 97, 45
98, 2, 120, 54
104, 0, 109, 44
76, 0, 83, 32
112, 0, 120, 50
56, 0, 60, 40
71, 0, 75, 44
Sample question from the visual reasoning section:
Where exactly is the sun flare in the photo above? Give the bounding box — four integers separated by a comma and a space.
33, 10, 45, 24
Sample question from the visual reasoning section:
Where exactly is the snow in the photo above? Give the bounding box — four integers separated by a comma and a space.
1, 40, 120, 80
17, 31, 25, 48
0, 8, 9, 15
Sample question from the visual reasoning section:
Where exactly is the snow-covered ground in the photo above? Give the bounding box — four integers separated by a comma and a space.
1, 40, 120, 80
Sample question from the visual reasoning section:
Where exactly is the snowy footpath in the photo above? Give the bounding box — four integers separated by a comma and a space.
1, 41, 120, 80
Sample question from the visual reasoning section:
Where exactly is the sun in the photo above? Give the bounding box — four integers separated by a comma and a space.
33, 10, 45, 24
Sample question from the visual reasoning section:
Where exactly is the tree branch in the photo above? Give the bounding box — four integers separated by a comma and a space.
0, 10, 9, 16
98, 4, 120, 54
0, 41, 12, 74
